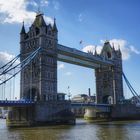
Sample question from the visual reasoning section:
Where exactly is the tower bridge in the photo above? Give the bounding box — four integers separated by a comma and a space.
1, 12, 140, 127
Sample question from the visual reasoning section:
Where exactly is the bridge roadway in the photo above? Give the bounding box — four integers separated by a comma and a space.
71, 102, 111, 112
57, 44, 114, 69
0, 100, 111, 112
0, 100, 34, 107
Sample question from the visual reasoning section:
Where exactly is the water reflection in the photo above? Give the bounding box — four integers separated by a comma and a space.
0, 119, 140, 140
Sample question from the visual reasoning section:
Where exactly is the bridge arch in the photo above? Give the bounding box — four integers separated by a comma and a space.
103, 95, 113, 104
23, 87, 40, 101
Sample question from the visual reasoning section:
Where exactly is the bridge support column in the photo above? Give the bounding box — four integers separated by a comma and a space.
84, 108, 110, 121
33, 101, 75, 125
6, 106, 34, 127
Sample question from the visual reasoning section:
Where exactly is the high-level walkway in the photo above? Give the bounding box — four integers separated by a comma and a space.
57, 44, 114, 68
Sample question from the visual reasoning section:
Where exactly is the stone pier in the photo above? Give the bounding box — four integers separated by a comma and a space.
7, 101, 75, 127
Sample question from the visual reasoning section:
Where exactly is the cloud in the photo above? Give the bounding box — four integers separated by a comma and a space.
109, 39, 140, 60
65, 72, 72, 76
82, 39, 140, 60
0, 51, 18, 76
0, 0, 53, 25
82, 45, 102, 54
130, 45, 140, 54
58, 63, 64, 70
0, 51, 15, 67
78, 13, 83, 22
27, 0, 38, 7
40, 0, 49, 7
52, 1, 60, 10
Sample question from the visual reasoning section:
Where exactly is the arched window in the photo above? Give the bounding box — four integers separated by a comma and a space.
35, 27, 40, 35
107, 51, 111, 59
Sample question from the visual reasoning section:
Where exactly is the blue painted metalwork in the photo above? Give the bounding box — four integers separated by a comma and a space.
0, 100, 35, 106
71, 102, 111, 112
71, 102, 111, 107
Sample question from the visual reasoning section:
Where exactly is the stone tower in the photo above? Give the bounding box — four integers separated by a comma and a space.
20, 13, 58, 101
95, 41, 124, 104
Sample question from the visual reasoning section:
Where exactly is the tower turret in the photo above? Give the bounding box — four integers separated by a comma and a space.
95, 41, 124, 104
20, 22, 26, 41
20, 13, 58, 101
53, 18, 58, 32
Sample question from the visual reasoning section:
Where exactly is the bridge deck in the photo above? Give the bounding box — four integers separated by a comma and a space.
71, 103, 111, 112
57, 44, 114, 69
71, 102, 111, 107
0, 100, 35, 107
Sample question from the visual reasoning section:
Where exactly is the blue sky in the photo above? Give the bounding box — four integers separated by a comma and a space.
0, 0, 140, 99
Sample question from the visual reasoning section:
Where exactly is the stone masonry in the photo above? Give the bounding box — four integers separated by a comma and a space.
95, 41, 124, 104
20, 13, 58, 101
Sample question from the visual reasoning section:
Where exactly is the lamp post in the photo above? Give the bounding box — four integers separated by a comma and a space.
67, 86, 71, 101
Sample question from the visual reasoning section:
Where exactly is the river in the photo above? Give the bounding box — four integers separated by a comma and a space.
0, 119, 140, 140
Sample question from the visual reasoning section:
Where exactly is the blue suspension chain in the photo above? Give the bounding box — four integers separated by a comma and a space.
0, 47, 42, 101
0, 47, 41, 85
122, 72, 140, 102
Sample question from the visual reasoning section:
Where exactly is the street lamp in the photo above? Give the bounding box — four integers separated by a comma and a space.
67, 86, 71, 101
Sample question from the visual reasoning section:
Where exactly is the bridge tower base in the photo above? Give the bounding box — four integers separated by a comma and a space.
6, 101, 75, 127
33, 101, 75, 125
6, 106, 34, 127
84, 108, 110, 121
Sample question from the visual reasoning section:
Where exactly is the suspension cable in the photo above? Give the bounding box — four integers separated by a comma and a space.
1, 55, 20, 74
0, 47, 41, 76
0, 47, 41, 86
13, 69, 15, 100
123, 72, 140, 97
3, 74, 6, 100
122, 72, 140, 101
0, 54, 20, 70
0, 47, 41, 101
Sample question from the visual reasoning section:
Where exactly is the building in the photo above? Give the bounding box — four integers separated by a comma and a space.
71, 94, 96, 103
95, 41, 124, 104
20, 12, 58, 101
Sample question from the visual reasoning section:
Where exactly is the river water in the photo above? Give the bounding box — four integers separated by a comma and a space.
0, 119, 140, 140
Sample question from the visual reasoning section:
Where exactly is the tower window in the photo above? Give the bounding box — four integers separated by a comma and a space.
48, 30, 51, 35
107, 52, 111, 59
36, 27, 40, 35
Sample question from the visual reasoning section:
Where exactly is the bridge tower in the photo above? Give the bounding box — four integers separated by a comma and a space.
20, 12, 58, 101
95, 41, 124, 104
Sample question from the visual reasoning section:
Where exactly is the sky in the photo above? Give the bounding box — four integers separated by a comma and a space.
0, 0, 140, 99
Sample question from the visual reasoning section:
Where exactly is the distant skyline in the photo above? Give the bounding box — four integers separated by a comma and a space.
0, 0, 140, 99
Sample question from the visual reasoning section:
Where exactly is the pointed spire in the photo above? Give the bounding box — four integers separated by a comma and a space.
53, 18, 58, 32
118, 44, 122, 55
33, 12, 46, 27
94, 46, 97, 56
112, 43, 114, 49
20, 21, 26, 34
112, 43, 115, 51
118, 44, 121, 52
118, 44, 120, 49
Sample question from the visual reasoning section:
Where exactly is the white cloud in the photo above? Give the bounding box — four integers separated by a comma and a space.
109, 39, 139, 60
109, 39, 130, 60
82, 45, 102, 54
130, 45, 140, 54
65, 72, 72, 76
40, 0, 49, 7
58, 63, 64, 70
27, 0, 38, 7
0, 51, 15, 67
0, 0, 53, 25
52, 0, 60, 10
78, 13, 83, 22
82, 39, 140, 60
